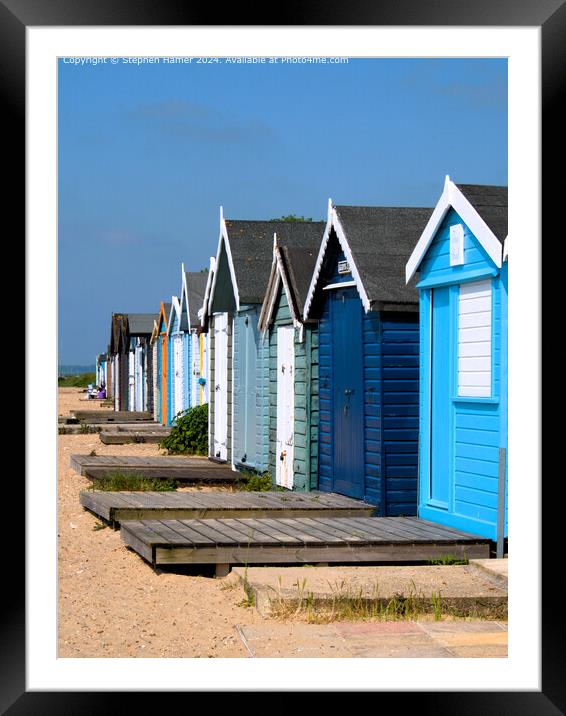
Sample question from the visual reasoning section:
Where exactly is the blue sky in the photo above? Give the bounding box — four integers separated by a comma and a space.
58, 57, 507, 364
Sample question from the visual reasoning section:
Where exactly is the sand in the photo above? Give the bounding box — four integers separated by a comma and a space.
58, 388, 262, 658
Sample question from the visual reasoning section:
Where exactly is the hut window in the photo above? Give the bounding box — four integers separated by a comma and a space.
450, 224, 465, 266
457, 279, 492, 397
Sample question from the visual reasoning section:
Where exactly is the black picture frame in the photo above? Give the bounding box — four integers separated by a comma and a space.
11, 0, 559, 711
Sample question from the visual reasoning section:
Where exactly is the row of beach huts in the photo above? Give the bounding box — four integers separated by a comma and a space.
95, 176, 508, 545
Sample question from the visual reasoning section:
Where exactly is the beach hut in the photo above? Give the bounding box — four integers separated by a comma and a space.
206, 211, 323, 470
257, 222, 326, 490
108, 313, 129, 411
198, 256, 217, 422
152, 301, 172, 425
405, 178, 508, 542
303, 200, 432, 514
149, 316, 160, 421
167, 266, 210, 423
95, 353, 108, 393
166, 297, 183, 423
125, 314, 156, 412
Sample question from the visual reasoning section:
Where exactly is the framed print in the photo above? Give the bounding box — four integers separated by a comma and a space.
8, 0, 560, 709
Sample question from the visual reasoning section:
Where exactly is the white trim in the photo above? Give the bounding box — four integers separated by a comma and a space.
166, 296, 182, 337
503, 236, 508, 261
200, 256, 217, 328
303, 198, 333, 320
257, 251, 279, 335
275, 243, 302, 329
322, 280, 357, 291
303, 198, 371, 318
405, 176, 503, 283
208, 209, 240, 314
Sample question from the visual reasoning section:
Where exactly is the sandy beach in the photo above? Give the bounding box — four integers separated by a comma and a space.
58, 388, 263, 658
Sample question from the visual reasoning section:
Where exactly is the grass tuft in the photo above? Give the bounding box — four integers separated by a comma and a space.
88, 471, 178, 492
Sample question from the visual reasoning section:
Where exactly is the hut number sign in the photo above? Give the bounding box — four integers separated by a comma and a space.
449, 224, 465, 266
337, 260, 351, 274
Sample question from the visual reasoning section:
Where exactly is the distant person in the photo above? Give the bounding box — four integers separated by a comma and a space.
97, 386, 106, 399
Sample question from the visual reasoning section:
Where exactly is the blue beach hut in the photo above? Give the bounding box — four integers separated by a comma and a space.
405, 177, 508, 542
303, 200, 432, 515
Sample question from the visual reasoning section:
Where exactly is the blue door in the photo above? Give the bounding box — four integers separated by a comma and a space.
429, 286, 451, 508
331, 287, 364, 499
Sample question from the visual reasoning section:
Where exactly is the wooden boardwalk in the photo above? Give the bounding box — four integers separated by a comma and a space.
70, 454, 239, 483
80, 490, 375, 524
71, 410, 154, 424
120, 516, 490, 572
99, 427, 170, 444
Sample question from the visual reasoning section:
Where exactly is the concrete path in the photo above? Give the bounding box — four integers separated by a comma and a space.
232, 561, 507, 618
236, 619, 508, 658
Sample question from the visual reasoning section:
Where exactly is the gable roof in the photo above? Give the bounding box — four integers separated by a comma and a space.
258, 223, 325, 332
304, 200, 432, 317
127, 313, 158, 336
210, 209, 326, 311
199, 256, 217, 330
184, 270, 208, 327
405, 177, 507, 282
166, 297, 182, 336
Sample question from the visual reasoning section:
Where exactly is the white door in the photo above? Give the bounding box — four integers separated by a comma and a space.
173, 334, 184, 420
128, 351, 135, 411
191, 333, 200, 408
135, 345, 144, 411
213, 313, 228, 460
113, 356, 119, 411
276, 326, 295, 489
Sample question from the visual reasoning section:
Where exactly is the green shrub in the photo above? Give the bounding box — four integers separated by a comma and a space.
237, 470, 277, 492
159, 403, 208, 455
89, 471, 178, 491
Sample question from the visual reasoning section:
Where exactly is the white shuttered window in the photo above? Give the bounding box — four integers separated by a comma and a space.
458, 279, 492, 397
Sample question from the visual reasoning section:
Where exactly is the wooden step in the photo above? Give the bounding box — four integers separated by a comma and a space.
120, 516, 491, 572
80, 490, 375, 524
71, 410, 154, 423
99, 430, 169, 444
70, 454, 238, 483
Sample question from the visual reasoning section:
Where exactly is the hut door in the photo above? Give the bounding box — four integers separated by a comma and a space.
331, 288, 364, 499
213, 313, 228, 461
429, 286, 451, 508
135, 346, 144, 412
160, 333, 168, 425
191, 334, 200, 408
128, 351, 135, 412
173, 334, 184, 419
276, 326, 295, 489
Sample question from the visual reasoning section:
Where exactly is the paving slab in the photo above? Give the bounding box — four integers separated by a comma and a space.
468, 558, 508, 586
236, 620, 507, 658
232, 564, 507, 618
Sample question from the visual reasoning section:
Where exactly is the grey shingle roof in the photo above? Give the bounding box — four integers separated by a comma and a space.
185, 272, 208, 327
456, 184, 508, 244
127, 313, 158, 335
280, 246, 321, 319
224, 220, 325, 305
334, 205, 433, 308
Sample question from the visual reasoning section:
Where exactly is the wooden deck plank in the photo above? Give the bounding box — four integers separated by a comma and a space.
335, 517, 419, 542
402, 517, 486, 540
302, 517, 372, 542
231, 518, 301, 545
121, 515, 491, 567
162, 519, 221, 545
214, 518, 283, 545
236, 517, 304, 543
376, 518, 468, 542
